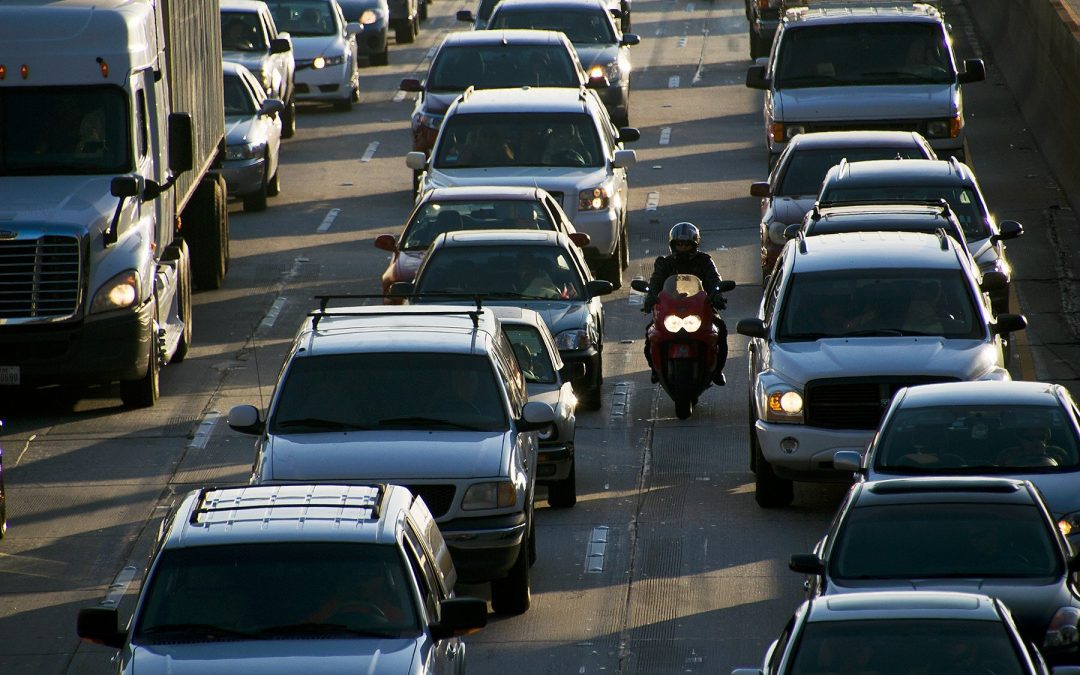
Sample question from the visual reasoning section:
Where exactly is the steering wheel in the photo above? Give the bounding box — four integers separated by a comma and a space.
551, 150, 586, 166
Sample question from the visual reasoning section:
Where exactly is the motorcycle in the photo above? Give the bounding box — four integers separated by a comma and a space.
631, 274, 735, 419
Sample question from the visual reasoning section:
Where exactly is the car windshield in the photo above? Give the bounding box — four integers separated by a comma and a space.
775, 22, 954, 88
0, 86, 131, 176
415, 244, 585, 301
434, 113, 604, 168
788, 619, 1025, 675
427, 45, 578, 90
831, 502, 1061, 579
489, 8, 616, 45
223, 73, 258, 116
776, 269, 981, 341
504, 325, 557, 384
874, 404, 1080, 473
819, 185, 991, 241
265, 0, 337, 37
133, 543, 421, 642
402, 200, 555, 251
269, 353, 508, 432
221, 12, 268, 51
776, 148, 932, 196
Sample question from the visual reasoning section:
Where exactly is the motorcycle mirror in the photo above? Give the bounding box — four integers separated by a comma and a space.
629, 279, 649, 293
718, 280, 736, 293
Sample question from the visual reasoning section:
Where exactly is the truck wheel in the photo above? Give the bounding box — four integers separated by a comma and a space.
490, 540, 531, 615
120, 301, 160, 408
165, 240, 193, 363
754, 440, 794, 508
187, 174, 229, 290
282, 98, 296, 139
547, 460, 576, 508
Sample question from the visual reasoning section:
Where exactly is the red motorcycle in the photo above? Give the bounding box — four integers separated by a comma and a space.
632, 274, 735, 419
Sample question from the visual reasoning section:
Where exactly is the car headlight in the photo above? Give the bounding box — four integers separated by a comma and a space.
764, 385, 804, 423
226, 142, 266, 161
768, 220, 794, 246
1058, 511, 1080, 538
555, 329, 591, 351
360, 9, 378, 23
537, 424, 557, 442
462, 481, 518, 510
578, 186, 611, 211
662, 315, 702, 333
89, 270, 140, 314
769, 122, 804, 142
417, 111, 443, 131
1044, 607, 1080, 651
313, 54, 345, 69
926, 115, 962, 139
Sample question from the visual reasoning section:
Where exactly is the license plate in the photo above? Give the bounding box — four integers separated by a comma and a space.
0, 366, 20, 386
668, 343, 695, 358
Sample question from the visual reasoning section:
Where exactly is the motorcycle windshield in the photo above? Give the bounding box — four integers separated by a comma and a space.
661, 274, 705, 299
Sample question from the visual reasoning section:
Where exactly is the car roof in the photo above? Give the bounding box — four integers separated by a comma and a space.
807, 591, 1004, 623
440, 28, 573, 46
788, 130, 930, 150
166, 484, 409, 548
221, 0, 268, 12
785, 3, 941, 26
295, 304, 501, 356
789, 231, 964, 272
895, 380, 1072, 408
492, 0, 611, 12
422, 185, 551, 202
434, 229, 567, 247
854, 477, 1037, 507
823, 158, 977, 189
452, 86, 593, 114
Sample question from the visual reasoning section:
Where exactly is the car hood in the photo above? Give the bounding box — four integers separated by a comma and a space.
428, 167, 611, 194
473, 299, 590, 338
421, 91, 460, 115
574, 44, 619, 70
263, 430, 509, 481
225, 116, 259, 145
128, 638, 418, 674
767, 338, 1000, 385
292, 36, 344, 59
223, 52, 270, 75
769, 196, 817, 224
775, 84, 957, 120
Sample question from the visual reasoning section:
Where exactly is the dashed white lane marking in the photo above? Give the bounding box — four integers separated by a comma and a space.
392, 89, 407, 103
677, 35, 687, 48
101, 565, 138, 608
668, 75, 680, 88
585, 526, 610, 573
188, 412, 221, 449
259, 298, 287, 332
659, 127, 672, 145
256, 257, 306, 334
316, 207, 341, 233
360, 141, 380, 162
645, 191, 660, 211
609, 381, 634, 419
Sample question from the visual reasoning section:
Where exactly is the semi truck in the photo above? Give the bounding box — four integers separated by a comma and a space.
0, 0, 231, 407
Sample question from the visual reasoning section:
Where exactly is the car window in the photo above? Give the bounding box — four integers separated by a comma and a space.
776, 147, 932, 196
492, 332, 528, 413
477, 0, 502, 21
504, 324, 557, 384
427, 45, 579, 91
489, 8, 616, 45
133, 543, 421, 640
270, 352, 508, 432
223, 73, 258, 116
264, 0, 337, 37
787, 620, 1026, 674
775, 22, 953, 89
403, 530, 443, 618
434, 112, 604, 169
776, 269, 981, 340
402, 200, 556, 250
221, 11, 269, 51
415, 244, 585, 300
766, 617, 795, 675
820, 186, 991, 241
874, 404, 1080, 472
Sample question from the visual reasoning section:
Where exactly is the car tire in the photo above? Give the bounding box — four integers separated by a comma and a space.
267, 167, 281, 197
754, 439, 794, 508
282, 98, 296, 139
749, 26, 765, 59
371, 45, 389, 66
547, 460, 576, 508
578, 355, 603, 410
490, 540, 530, 615
395, 19, 415, 44
333, 96, 352, 112
243, 161, 270, 212
597, 248, 623, 289
119, 300, 160, 409
620, 222, 630, 270
527, 519, 537, 566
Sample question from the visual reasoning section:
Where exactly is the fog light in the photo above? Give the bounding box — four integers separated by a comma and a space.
780, 437, 799, 454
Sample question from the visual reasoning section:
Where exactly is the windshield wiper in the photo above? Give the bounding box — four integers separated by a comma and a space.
856, 70, 948, 83
258, 622, 402, 639
839, 329, 906, 337
778, 74, 843, 85
275, 418, 372, 431
377, 416, 487, 431
140, 623, 261, 640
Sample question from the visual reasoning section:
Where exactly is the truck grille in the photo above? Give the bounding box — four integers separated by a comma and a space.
805, 376, 959, 430
0, 236, 81, 319
404, 484, 456, 518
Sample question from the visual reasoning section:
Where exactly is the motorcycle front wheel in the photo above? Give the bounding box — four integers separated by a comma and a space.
668, 359, 696, 419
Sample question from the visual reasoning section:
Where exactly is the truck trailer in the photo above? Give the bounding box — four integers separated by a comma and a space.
0, 0, 230, 407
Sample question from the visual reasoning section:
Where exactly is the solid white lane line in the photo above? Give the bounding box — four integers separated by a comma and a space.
188, 412, 220, 449
316, 208, 341, 233
585, 525, 610, 573
360, 141, 380, 162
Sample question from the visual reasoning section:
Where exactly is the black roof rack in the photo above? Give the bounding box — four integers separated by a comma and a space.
814, 198, 953, 214
189, 484, 385, 525
309, 294, 486, 329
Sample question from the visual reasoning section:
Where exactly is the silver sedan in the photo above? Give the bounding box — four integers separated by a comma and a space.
218, 61, 284, 212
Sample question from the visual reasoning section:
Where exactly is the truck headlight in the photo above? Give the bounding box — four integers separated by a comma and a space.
90, 270, 140, 314
555, 329, 590, 350
226, 142, 266, 161
578, 186, 610, 211
663, 315, 702, 333
462, 481, 518, 509
765, 386, 804, 423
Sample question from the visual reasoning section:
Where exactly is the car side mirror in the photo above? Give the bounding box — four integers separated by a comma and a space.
569, 232, 591, 247
789, 553, 825, 575
613, 149, 636, 169
77, 607, 126, 650
618, 127, 640, 143
560, 362, 587, 382
746, 64, 770, 90
405, 151, 427, 171
783, 223, 801, 241
620, 33, 640, 47
833, 450, 863, 473
430, 597, 487, 640
980, 270, 1008, 293
389, 281, 414, 298
399, 78, 423, 93
228, 404, 265, 435
629, 279, 649, 293
269, 37, 291, 54
520, 401, 556, 431
111, 176, 142, 198
992, 313, 1027, 335
259, 98, 285, 117
718, 279, 736, 293
345, 22, 363, 36
456, 9, 475, 22
374, 234, 398, 252
750, 181, 771, 198
736, 318, 767, 339
586, 279, 614, 297
991, 220, 1024, 243
958, 58, 986, 84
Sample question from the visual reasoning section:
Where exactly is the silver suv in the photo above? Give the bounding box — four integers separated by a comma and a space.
736, 231, 1026, 508
76, 484, 488, 673
406, 86, 638, 287
227, 301, 554, 615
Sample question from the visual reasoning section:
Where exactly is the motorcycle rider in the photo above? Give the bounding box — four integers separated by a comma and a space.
642, 222, 729, 385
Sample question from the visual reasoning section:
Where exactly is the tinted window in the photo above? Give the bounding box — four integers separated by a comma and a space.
831, 503, 1061, 579
777, 269, 981, 340
428, 44, 578, 90
265, 0, 337, 36
222, 11, 268, 51
489, 7, 616, 44
776, 147, 931, 196
415, 244, 585, 300
223, 73, 258, 116
134, 543, 421, 640
270, 353, 508, 432
875, 404, 1080, 472
435, 112, 603, 168
820, 185, 991, 241
788, 620, 1025, 675
776, 22, 953, 88
504, 324, 557, 384
402, 200, 555, 250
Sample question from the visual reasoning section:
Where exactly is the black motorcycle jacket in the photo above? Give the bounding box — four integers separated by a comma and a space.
644, 251, 724, 310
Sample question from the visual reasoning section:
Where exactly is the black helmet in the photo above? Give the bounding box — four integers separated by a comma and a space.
669, 222, 700, 255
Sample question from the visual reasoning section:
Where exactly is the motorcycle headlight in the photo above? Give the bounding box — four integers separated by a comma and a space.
1044, 607, 1080, 651
555, 329, 591, 351
662, 315, 702, 333
90, 270, 140, 314
462, 481, 518, 510
764, 386, 804, 423
578, 186, 610, 211
226, 142, 266, 161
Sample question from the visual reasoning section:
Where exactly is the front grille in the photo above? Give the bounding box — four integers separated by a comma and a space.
405, 484, 456, 518
798, 120, 926, 135
805, 376, 959, 430
0, 236, 82, 319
